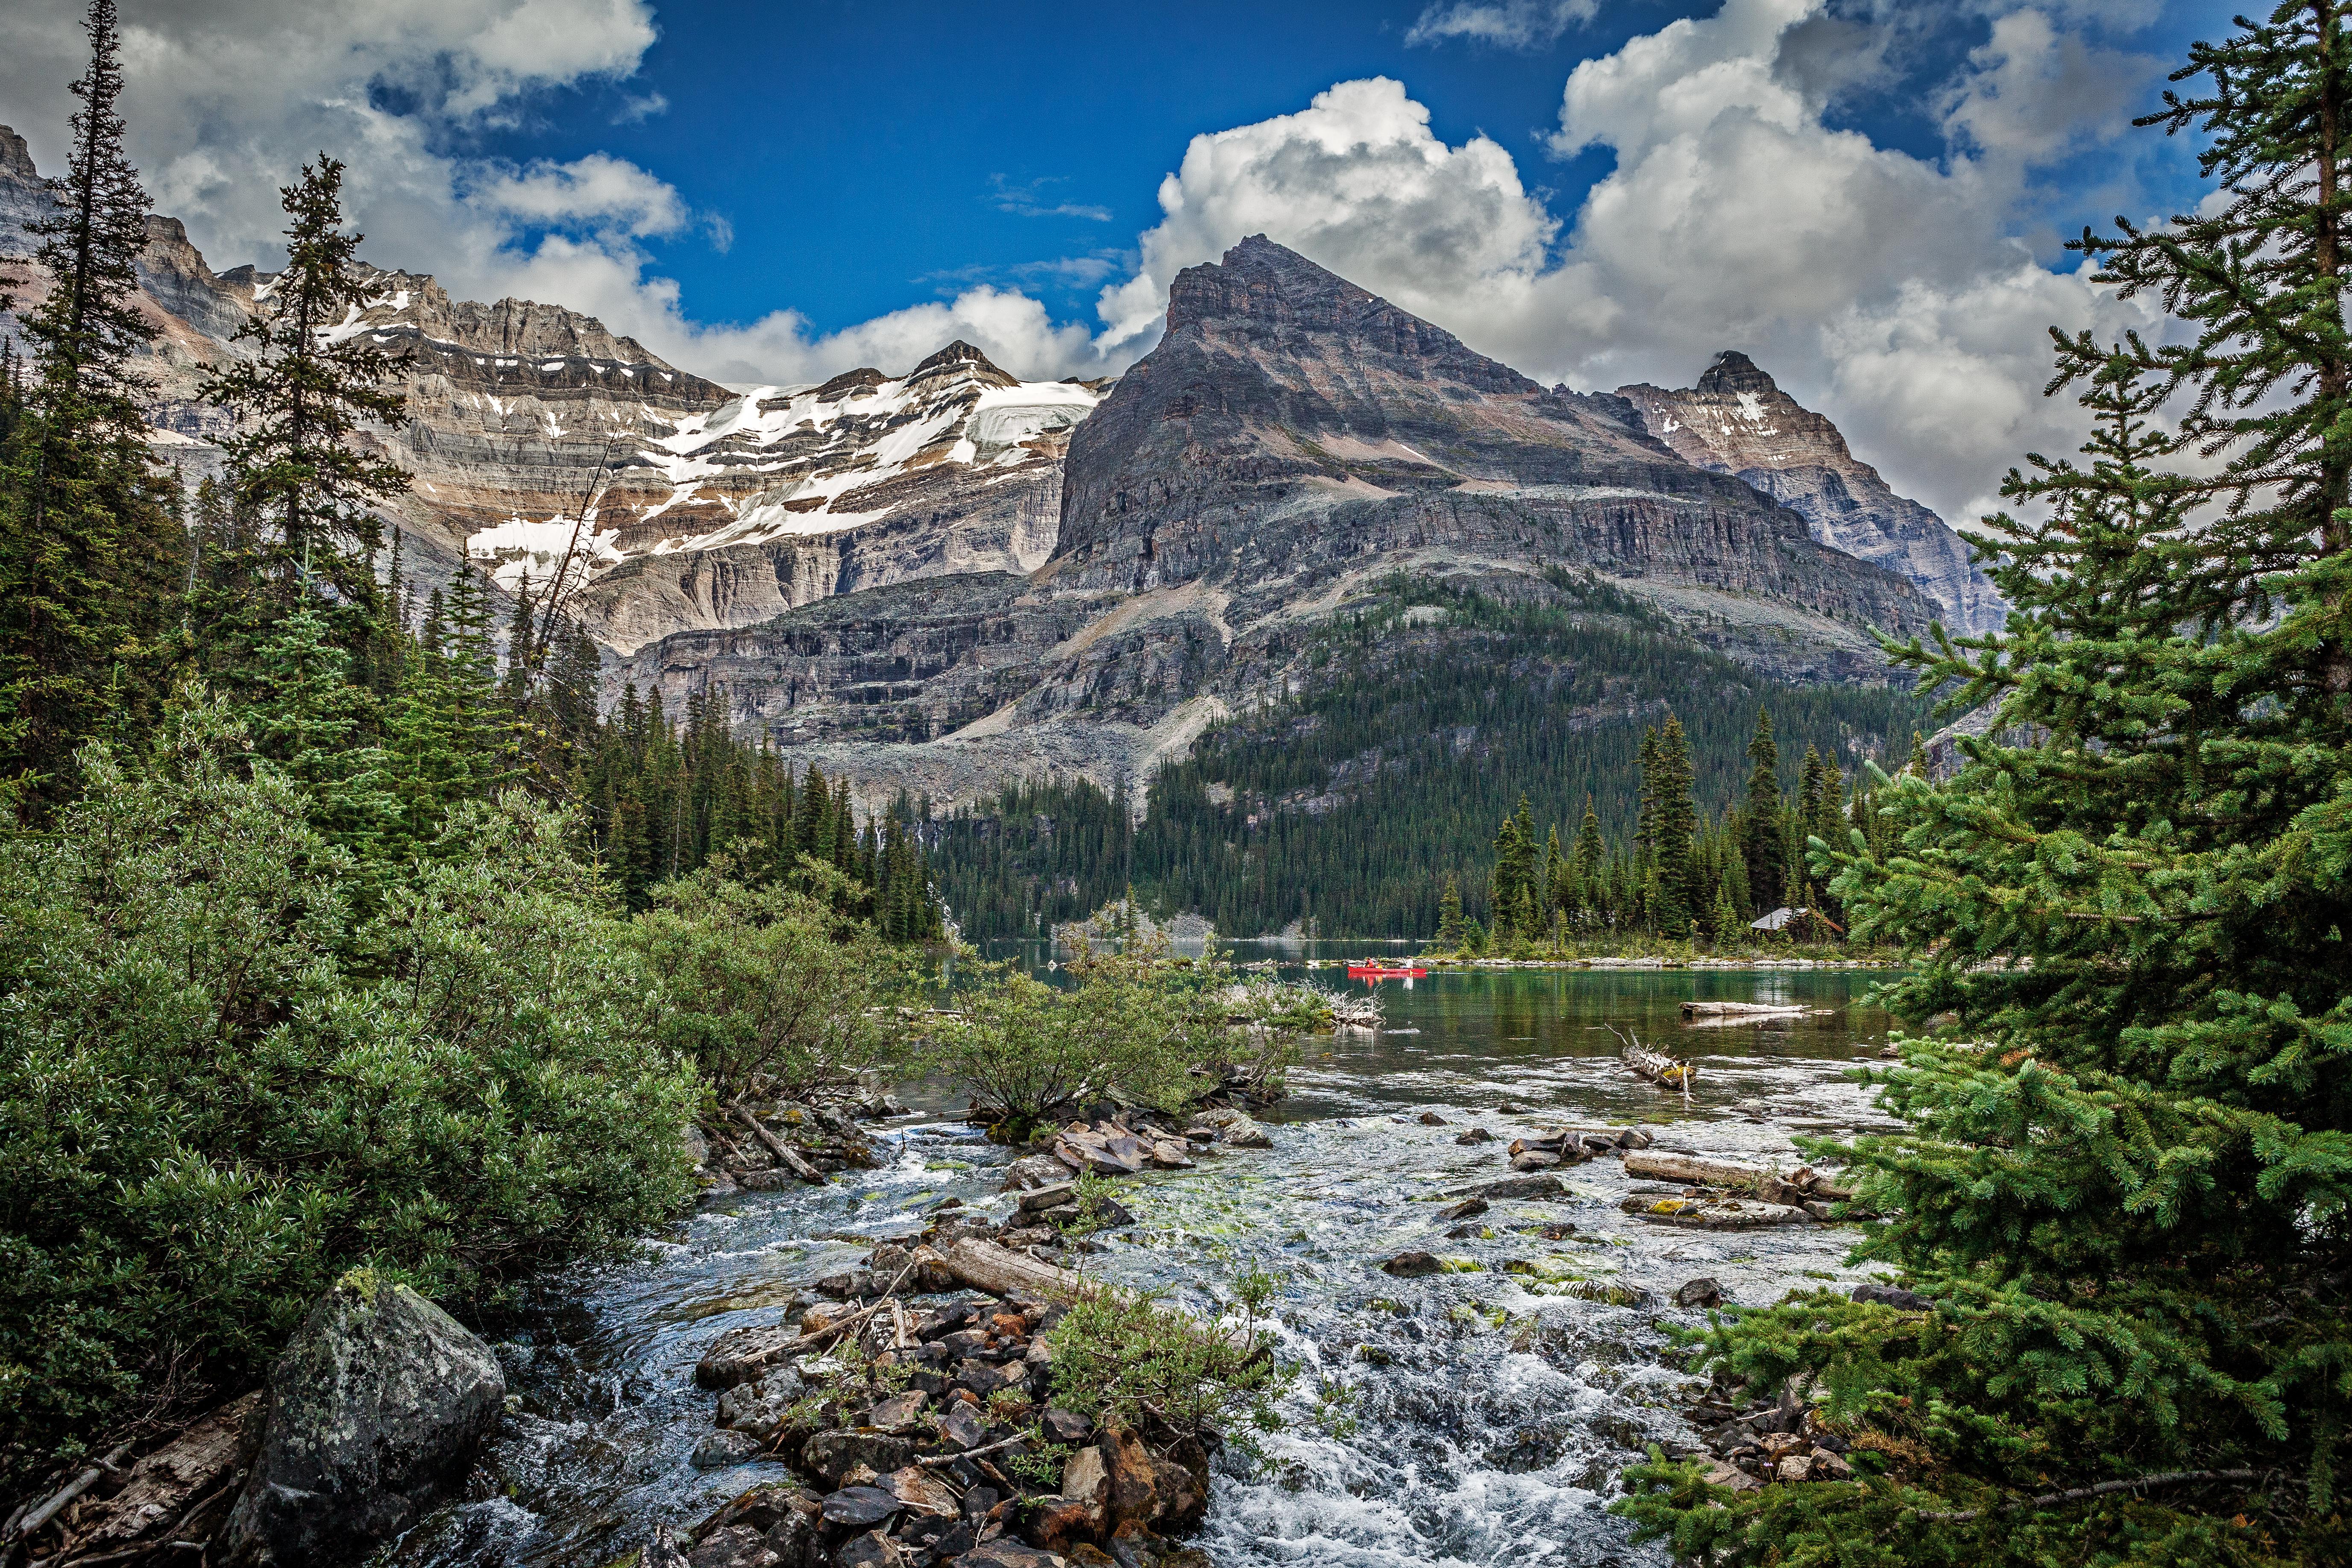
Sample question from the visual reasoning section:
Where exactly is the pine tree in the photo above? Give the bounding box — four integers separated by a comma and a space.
246, 607, 400, 860
201, 155, 409, 594
1435, 873, 1465, 949
1741, 707, 1783, 915
1651, 714, 1698, 937
0, 0, 181, 820
1626, 10, 2352, 1560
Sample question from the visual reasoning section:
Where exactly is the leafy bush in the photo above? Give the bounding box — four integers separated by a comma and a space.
629, 862, 905, 1102
939, 938, 1224, 1138
0, 700, 696, 1488
1045, 1270, 1287, 1452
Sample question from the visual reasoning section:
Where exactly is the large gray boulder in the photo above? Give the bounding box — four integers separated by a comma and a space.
220, 1270, 506, 1566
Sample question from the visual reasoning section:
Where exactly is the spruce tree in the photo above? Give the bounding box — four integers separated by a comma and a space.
1742, 707, 1783, 914
1625, 9, 2352, 1561
0, 0, 180, 819
202, 155, 409, 595
1435, 873, 1465, 949
1651, 714, 1698, 937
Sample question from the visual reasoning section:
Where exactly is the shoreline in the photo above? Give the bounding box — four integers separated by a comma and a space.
1302, 955, 1897, 972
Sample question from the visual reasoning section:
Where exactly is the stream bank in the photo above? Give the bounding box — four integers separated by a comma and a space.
380, 964, 1896, 1568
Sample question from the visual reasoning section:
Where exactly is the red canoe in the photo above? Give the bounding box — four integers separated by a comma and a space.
1347, 962, 1428, 979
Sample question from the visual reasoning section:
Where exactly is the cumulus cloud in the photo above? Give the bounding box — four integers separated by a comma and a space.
1092, 78, 1555, 359
1404, 0, 1600, 49
1079, 0, 2175, 526
0, 0, 671, 315
0, 0, 2183, 522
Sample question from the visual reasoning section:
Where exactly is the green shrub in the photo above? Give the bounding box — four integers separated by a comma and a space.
939, 938, 1224, 1138
0, 701, 696, 1488
1045, 1270, 1287, 1452
629, 863, 904, 1102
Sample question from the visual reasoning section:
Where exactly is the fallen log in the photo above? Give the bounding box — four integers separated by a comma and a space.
1624, 1150, 1779, 1190
733, 1108, 825, 1184
1621, 1195, 1812, 1229
1680, 1001, 1810, 1019
1623, 1043, 1696, 1089
7, 1439, 134, 1550
937, 1239, 1124, 1304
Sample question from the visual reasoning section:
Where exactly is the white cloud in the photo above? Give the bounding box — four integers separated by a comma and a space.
465, 152, 689, 237
1092, 77, 1555, 360
0, 0, 2182, 525
1073, 0, 2174, 527
1938, 9, 2155, 159
1404, 0, 1600, 49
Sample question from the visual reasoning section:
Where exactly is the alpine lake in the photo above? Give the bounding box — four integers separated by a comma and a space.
388, 944, 1903, 1568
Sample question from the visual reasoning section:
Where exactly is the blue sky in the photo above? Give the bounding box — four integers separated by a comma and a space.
461, 0, 2211, 339
0, 0, 2223, 520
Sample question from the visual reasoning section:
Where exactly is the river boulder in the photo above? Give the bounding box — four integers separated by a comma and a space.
220, 1270, 505, 1567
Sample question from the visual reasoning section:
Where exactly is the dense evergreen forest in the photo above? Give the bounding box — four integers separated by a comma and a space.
0, 5, 934, 1494
931, 576, 1926, 943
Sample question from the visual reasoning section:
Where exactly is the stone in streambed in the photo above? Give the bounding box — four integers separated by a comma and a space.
1417, 1111, 1448, 1125
1381, 1251, 1443, 1278
691, 1430, 767, 1469
697, 1317, 809, 1389
821, 1485, 900, 1527
1437, 1196, 1489, 1222
220, 1271, 504, 1568
1463, 1173, 1567, 1200
1674, 1278, 1724, 1309
803, 1431, 914, 1486
685, 1483, 822, 1568
1005, 1153, 1071, 1191
836, 1529, 898, 1568
1455, 1128, 1495, 1145
1509, 1151, 1560, 1172
716, 1369, 807, 1438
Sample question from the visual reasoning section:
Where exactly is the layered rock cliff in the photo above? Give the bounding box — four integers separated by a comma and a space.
1616, 351, 2005, 634
621, 238, 1939, 810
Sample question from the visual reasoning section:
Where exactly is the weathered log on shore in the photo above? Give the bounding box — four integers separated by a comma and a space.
938, 1238, 1121, 1303
1621, 1194, 1812, 1229
734, 1107, 826, 1184
1624, 1150, 1779, 1189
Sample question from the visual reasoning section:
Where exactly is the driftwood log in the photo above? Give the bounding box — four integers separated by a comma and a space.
1625, 1150, 1777, 1189
733, 1108, 825, 1184
1680, 1001, 1810, 1019
1623, 1042, 1696, 1089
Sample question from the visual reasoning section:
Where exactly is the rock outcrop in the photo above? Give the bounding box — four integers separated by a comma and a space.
620, 238, 1937, 810
1616, 351, 2005, 634
220, 1271, 505, 1567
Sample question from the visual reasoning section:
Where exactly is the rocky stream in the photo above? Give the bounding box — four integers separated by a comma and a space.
30, 962, 1900, 1568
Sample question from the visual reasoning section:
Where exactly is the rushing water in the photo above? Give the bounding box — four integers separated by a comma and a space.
388, 954, 1901, 1568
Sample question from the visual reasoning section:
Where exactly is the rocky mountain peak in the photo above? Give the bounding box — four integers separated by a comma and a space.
909, 339, 1018, 389
1696, 349, 1776, 396
0, 125, 34, 183
1164, 234, 1537, 396
1615, 352, 2004, 634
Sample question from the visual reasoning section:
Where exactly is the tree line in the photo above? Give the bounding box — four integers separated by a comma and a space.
1448, 706, 1897, 952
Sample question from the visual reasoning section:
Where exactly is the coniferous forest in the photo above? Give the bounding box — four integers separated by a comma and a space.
0, 3, 938, 1496
6, 5, 2352, 1567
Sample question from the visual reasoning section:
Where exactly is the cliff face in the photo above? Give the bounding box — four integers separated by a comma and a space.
620, 238, 1939, 811
1616, 351, 2006, 635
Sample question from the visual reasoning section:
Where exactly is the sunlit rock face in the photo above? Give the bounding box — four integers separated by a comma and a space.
1616, 351, 2005, 636
614, 237, 1941, 811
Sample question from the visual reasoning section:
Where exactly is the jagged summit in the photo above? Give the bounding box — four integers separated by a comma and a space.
1695, 349, 1776, 396
1166, 234, 1538, 396
1616, 352, 2004, 633
908, 339, 1019, 388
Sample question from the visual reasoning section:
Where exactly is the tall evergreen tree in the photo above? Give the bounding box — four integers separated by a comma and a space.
202, 155, 410, 595
1741, 706, 1783, 914
1651, 713, 1698, 937
0, 0, 180, 819
1435, 873, 1465, 948
1628, 9, 2352, 1561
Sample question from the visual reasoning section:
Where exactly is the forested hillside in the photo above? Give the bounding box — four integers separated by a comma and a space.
932, 574, 1926, 941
